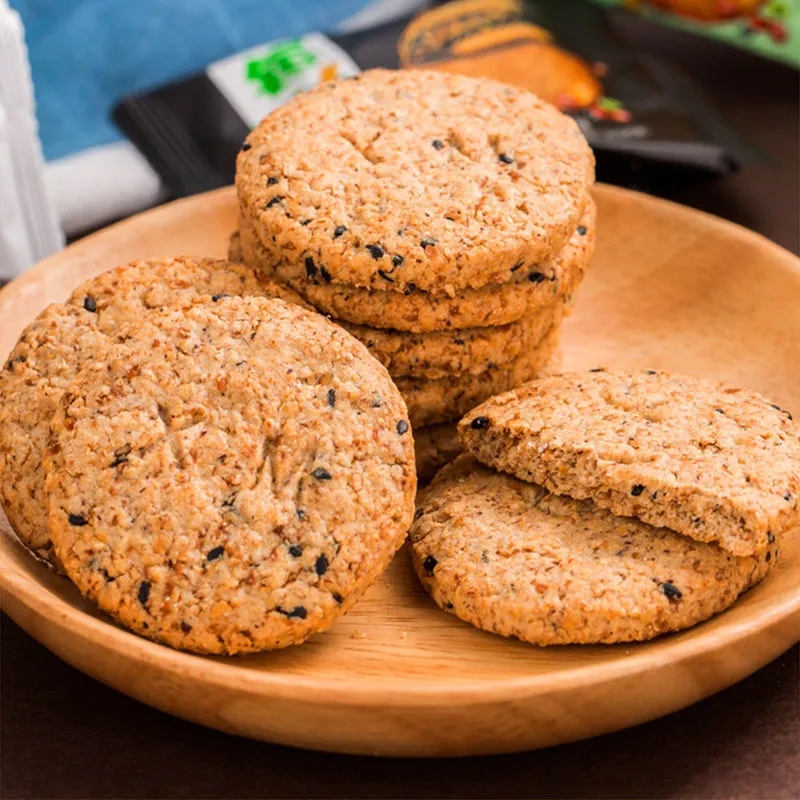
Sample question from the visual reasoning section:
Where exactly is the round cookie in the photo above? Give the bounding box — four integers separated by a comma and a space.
340, 300, 564, 380
459, 369, 800, 557
414, 423, 462, 484
0, 257, 307, 565
44, 296, 416, 654
410, 456, 779, 645
66, 255, 310, 327
236, 68, 594, 294
398, 327, 560, 427
237, 196, 596, 333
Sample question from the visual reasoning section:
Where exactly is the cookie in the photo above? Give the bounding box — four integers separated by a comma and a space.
66, 255, 311, 327
340, 300, 564, 380
44, 296, 416, 654
459, 369, 800, 557
0, 257, 307, 564
398, 327, 560, 427
236, 68, 594, 295
414, 423, 462, 484
410, 456, 779, 645
237, 194, 596, 333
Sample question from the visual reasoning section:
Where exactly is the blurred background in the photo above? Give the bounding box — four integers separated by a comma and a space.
1, 0, 798, 279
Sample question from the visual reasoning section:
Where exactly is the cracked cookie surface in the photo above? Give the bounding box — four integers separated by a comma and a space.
0, 257, 308, 565
459, 369, 800, 556
410, 456, 778, 645
236, 68, 594, 295
44, 296, 416, 654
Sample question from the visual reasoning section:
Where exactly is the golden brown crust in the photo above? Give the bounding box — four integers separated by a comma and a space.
460, 369, 800, 557
236, 68, 594, 295
410, 456, 779, 645
236, 197, 596, 333
45, 297, 416, 654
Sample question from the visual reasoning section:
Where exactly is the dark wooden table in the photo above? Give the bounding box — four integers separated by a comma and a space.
2, 14, 798, 800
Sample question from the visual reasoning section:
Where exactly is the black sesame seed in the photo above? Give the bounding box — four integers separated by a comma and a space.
511, 258, 525, 272
693, 517, 704, 526
304, 256, 317, 278
414, 508, 425, 520
420, 238, 436, 249
498, 153, 514, 164
279, 605, 307, 619
392, 254, 404, 268
180, 621, 193, 633
422, 555, 438, 573
714, 408, 725, 415
397, 420, 409, 435
312, 467, 332, 481
631, 484, 645, 496
83, 296, 97, 313
110, 453, 128, 468
300, 218, 312, 226
289, 544, 303, 557
785, 492, 792, 501
320, 266, 332, 282
443, 602, 454, 610
207, 546, 225, 562
137, 581, 151, 607
377, 270, 394, 282
211, 293, 230, 302
266, 196, 283, 208
645, 369, 658, 375
528, 271, 546, 284
661, 581, 682, 601
241, 141, 252, 151
327, 388, 336, 407
315, 554, 329, 576
68, 513, 88, 527
371, 395, 383, 408
366, 244, 385, 259
577, 225, 587, 236
332, 592, 343, 604
403, 283, 417, 295
266, 176, 279, 185
471, 416, 490, 430
432, 139, 445, 150
296, 509, 306, 521
589, 368, 605, 372
333, 225, 347, 238
770, 403, 793, 420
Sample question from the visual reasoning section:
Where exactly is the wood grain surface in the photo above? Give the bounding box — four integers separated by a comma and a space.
0, 184, 798, 757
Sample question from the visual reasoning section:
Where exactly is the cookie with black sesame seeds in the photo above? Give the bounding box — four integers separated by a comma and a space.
414, 423, 462, 484
44, 296, 416, 654
340, 299, 564, 380
459, 369, 800, 557
237, 197, 596, 333
236, 68, 594, 295
398, 326, 561, 428
0, 257, 310, 566
65, 255, 312, 326
409, 455, 779, 645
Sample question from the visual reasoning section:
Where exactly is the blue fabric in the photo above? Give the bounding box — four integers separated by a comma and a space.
11, 0, 372, 161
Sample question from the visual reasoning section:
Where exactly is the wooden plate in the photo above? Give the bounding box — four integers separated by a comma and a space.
1, 185, 798, 757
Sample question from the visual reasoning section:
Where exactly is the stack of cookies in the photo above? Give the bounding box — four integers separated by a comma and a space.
410, 369, 799, 644
230, 69, 596, 479
0, 256, 416, 654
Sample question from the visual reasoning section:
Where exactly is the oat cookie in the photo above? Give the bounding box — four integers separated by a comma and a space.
0, 257, 306, 564
398, 327, 560, 427
45, 297, 416, 654
414, 423, 462, 484
410, 456, 779, 645
460, 369, 800, 557
237, 196, 596, 333
236, 68, 594, 295
66, 255, 310, 326
340, 301, 564, 380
